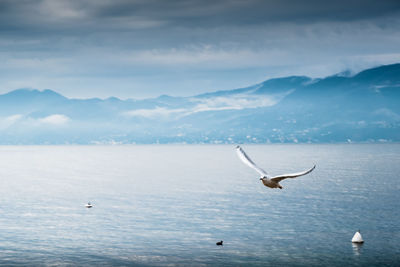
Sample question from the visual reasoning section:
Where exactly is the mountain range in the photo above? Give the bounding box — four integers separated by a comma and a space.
0, 63, 399, 144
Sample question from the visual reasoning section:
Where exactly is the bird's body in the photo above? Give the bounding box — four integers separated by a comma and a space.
260, 178, 283, 189
236, 146, 315, 189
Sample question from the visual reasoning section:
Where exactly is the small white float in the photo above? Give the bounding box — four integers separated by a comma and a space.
85, 202, 93, 208
351, 230, 364, 243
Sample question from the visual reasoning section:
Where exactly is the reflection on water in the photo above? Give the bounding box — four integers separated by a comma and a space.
352, 243, 363, 256
0, 144, 399, 266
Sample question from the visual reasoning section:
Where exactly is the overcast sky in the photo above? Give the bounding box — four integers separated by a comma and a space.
0, 0, 399, 99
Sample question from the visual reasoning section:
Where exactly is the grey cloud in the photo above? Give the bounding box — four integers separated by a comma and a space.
1, 0, 400, 34
1, 0, 399, 50
0, 0, 399, 98
62, 0, 400, 26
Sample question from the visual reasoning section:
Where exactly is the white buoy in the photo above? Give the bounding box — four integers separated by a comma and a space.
351, 230, 364, 243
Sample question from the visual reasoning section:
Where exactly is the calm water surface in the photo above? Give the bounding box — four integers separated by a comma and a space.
0, 144, 399, 266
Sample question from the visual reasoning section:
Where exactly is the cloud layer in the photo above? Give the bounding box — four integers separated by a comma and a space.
122, 91, 289, 118
0, 0, 399, 98
0, 114, 70, 130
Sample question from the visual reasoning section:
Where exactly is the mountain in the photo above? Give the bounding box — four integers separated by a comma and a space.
0, 63, 399, 144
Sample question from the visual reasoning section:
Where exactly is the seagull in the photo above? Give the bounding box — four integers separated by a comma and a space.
236, 146, 315, 189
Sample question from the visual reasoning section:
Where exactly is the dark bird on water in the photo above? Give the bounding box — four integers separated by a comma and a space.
216, 240, 223, 246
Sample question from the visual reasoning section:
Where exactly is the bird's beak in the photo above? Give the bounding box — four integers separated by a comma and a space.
259, 178, 263, 180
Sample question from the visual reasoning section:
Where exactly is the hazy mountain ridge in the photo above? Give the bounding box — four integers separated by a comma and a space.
0, 63, 399, 144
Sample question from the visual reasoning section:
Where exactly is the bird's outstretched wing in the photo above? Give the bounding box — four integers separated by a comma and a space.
236, 146, 268, 177
270, 165, 316, 182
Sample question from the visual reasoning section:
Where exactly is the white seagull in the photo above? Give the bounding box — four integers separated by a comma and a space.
236, 146, 316, 189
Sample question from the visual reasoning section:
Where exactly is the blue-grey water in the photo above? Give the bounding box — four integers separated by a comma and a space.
0, 144, 399, 266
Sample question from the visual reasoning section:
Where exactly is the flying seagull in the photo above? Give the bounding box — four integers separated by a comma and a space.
236, 146, 315, 189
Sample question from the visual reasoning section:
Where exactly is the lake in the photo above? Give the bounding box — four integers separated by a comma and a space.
0, 144, 399, 266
